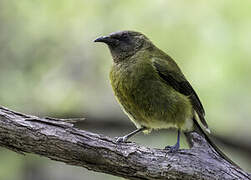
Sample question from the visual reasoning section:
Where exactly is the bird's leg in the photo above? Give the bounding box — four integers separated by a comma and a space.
165, 129, 181, 153
116, 127, 147, 143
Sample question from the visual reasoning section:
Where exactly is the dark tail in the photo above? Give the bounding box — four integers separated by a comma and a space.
188, 118, 240, 168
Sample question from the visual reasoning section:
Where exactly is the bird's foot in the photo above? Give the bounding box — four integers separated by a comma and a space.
164, 143, 180, 153
115, 136, 128, 143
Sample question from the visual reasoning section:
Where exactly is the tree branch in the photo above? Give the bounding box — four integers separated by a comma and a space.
0, 106, 250, 180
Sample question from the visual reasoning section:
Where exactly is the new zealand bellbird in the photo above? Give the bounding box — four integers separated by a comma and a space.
94, 31, 238, 166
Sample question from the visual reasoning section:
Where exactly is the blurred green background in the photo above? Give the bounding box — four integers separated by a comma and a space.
0, 0, 251, 179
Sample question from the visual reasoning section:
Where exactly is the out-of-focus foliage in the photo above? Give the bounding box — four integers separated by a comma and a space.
0, 0, 251, 179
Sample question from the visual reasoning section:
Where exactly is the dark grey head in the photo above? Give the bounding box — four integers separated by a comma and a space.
94, 31, 150, 61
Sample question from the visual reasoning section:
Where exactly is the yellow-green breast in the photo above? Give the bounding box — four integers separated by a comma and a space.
109, 52, 193, 132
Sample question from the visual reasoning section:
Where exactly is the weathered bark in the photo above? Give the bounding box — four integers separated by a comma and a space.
0, 106, 250, 180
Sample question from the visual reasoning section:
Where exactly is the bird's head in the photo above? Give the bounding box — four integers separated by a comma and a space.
94, 31, 151, 61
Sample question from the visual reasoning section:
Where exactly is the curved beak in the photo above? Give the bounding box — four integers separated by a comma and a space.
94, 36, 109, 43
94, 35, 117, 45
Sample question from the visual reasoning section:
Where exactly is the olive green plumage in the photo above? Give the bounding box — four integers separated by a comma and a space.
95, 30, 208, 134
94, 30, 239, 166
109, 46, 194, 133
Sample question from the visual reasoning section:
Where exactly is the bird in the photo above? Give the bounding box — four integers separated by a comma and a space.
94, 30, 237, 166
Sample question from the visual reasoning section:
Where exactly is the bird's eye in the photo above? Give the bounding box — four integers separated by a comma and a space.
121, 33, 128, 38
111, 33, 130, 42
120, 33, 130, 41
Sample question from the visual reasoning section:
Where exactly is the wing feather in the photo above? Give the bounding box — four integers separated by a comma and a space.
152, 58, 208, 129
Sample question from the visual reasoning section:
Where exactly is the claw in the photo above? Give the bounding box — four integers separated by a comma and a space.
164, 129, 181, 154
115, 127, 146, 144
164, 143, 180, 153
116, 136, 128, 143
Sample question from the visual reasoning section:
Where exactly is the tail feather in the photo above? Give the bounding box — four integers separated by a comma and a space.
192, 118, 240, 168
